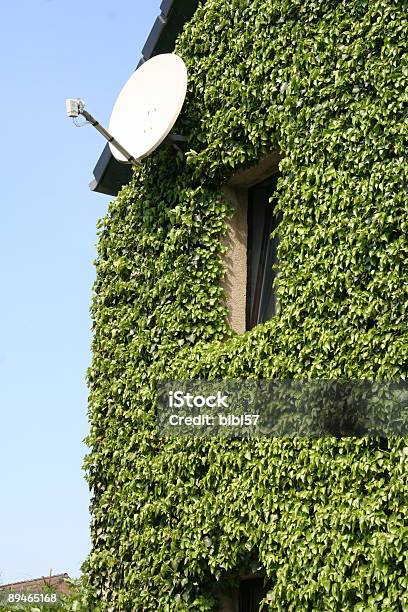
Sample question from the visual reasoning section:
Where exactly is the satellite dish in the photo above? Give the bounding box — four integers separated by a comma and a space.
108, 53, 188, 163
66, 53, 188, 167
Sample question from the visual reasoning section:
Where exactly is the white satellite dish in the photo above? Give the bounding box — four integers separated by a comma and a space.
66, 53, 188, 166
109, 53, 187, 162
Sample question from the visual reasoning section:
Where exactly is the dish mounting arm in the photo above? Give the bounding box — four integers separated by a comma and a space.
66, 99, 142, 166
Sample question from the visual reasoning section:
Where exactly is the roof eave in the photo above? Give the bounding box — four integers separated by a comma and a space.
90, 0, 200, 196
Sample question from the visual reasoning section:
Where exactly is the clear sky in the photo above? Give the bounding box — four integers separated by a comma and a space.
0, 0, 160, 585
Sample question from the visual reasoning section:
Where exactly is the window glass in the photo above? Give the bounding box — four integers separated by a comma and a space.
238, 577, 265, 611
247, 173, 281, 329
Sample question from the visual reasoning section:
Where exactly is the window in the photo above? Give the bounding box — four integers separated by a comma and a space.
239, 577, 266, 611
221, 153, 282, 335
246, 173, 281, 330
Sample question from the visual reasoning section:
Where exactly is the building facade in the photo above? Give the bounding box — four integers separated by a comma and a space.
85, 0, 408, 609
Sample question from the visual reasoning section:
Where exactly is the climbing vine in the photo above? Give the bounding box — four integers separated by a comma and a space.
84, 0, 408, 609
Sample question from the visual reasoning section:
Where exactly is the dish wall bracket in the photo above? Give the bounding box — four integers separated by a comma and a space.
163, 133, 187, 153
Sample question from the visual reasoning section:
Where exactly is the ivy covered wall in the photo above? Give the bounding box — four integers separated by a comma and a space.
84, 0, 408, 609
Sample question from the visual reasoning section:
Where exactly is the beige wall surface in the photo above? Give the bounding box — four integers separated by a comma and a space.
220, 185, 248, 335
217, 591, 238, 612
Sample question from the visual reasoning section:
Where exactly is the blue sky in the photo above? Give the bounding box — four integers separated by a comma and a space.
0, 0, 160, 585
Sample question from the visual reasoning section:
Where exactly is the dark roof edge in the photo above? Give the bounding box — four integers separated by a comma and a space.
0, 574, 70, 589
90, 0, 200, 196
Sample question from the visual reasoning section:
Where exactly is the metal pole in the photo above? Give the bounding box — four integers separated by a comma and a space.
80, 110, 142, 167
